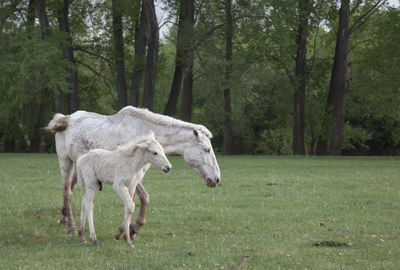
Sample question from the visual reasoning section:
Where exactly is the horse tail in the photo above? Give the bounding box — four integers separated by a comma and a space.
45, 113, 70, 133
76, 157, 85, 189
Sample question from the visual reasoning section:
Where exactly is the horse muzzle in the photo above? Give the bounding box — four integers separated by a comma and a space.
206, 177, 219, 188
163, 165, 172, 173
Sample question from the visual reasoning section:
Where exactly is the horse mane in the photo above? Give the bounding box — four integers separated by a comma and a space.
119, 106, 213, 138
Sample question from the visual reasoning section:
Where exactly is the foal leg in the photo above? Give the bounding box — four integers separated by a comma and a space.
78, 190, 87, 243
114, 184, 135, 247
130, 181, 149, 237
84, 189, 98, 245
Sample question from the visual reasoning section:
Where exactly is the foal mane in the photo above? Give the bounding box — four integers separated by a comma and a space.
116, 134, 151, 156
119, 106, 213, 138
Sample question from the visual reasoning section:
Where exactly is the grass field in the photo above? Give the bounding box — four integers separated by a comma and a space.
0, 154, 399, 269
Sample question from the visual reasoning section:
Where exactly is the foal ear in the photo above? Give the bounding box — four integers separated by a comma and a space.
135, 141, 150, 150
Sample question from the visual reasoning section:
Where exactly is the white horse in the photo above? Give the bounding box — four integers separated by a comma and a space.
77, 132, 172, 247
46, 106, 220, 236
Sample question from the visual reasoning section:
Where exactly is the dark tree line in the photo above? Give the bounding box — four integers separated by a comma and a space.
0, 0, 399, 155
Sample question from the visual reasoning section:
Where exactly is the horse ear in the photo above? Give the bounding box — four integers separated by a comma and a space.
148, 130, 155, 140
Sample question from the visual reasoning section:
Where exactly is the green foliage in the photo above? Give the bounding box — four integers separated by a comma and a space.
341, 122, 371, 153
255, 127, 292, 155
0, 24, 69, 151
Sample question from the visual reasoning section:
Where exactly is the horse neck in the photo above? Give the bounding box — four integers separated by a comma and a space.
150, 124, 193, 156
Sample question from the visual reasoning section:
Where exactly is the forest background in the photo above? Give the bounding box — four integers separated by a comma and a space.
1, 0, 399, 156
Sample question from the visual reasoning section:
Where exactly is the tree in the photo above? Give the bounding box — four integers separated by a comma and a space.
317, 0, 386, 155
129, 0, 147, 107
292, 0, 309, 155
180, 0, 195, 122
164, 0, 195, 117
112, 0, 128, 109
58, 0, 79, 113
222, 0, 233, 155
142, 0, 159, 111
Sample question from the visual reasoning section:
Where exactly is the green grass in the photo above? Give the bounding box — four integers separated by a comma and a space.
0, 154, 399, 269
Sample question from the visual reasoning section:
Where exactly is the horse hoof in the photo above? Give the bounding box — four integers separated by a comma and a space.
58, 219, 67, 224
92, 240, 98, 246
68, 229, 78, 235
114, 236, 120, 241
129, 223, 140, 237
127, 242, 134, 248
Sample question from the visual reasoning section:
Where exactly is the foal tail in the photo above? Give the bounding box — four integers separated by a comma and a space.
45, 113, 70, 133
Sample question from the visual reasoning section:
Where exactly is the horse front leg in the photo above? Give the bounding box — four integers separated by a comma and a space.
58, 157, 77, 234
130, 182, 149, 238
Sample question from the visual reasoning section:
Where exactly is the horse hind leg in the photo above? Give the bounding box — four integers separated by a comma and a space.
129, 182, 149, 238
58, 157, 77, 234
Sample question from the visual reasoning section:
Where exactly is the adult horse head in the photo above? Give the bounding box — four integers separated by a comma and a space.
181, 129, 220, 188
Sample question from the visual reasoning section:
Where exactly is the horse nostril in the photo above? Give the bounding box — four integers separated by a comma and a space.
206, 179, 212, 187
163, 166, 171, 173
216, 178, 220, 184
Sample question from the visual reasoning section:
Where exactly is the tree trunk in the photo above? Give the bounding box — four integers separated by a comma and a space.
328, 0, 350, 155
112, 0, 128, 109
292, 0, 308, 155
142, 0, 159, 111
181, 61, 193, 122
36, 0, 50, 39
26, 0, 36, 28
129, 0, 147, 107
222, 0, 233, 155
58, 0, 79, 113
181, 0, 195, 122
164, 0, 194, 116
34, 0, 52, 152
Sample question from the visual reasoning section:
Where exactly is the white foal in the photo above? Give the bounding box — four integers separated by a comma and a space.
77, 132, 172, 247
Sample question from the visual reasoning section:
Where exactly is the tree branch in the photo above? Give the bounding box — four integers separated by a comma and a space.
350, 0, 363, 15
350, 0, 386, 34
194, 23, 225, 49
308, 23, 320, 79
269, 55, 297, 87
73, 46, 112, 65
76, 60, 117, 103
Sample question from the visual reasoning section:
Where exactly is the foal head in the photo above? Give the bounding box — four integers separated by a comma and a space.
136, 132, 172, 174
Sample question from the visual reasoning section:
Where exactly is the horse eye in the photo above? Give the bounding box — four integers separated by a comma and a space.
153, 152, 158, 156
205, 148, 211, 153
